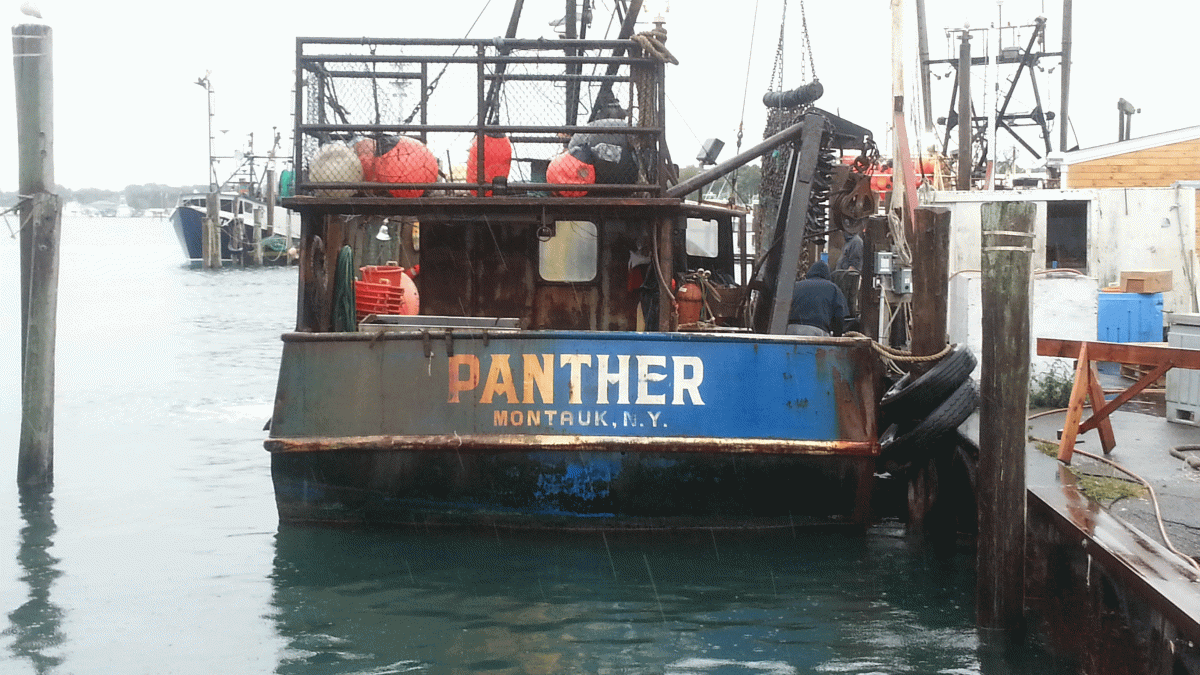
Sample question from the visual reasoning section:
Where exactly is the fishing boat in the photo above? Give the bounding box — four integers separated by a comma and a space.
172, 73, 299, 266
265, 2, 977, 530
170, 191, 297, 264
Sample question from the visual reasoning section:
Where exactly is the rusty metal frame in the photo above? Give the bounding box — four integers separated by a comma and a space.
293, 36, 665, 198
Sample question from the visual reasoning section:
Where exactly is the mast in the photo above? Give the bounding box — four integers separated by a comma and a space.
589, 0, 643, 121
565, 0, 580, 125
482, 0, 525, 125
1059, 0, 1073, 151
914, 0, 934, 133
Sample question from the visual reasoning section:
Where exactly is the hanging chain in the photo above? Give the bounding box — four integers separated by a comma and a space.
797, 0, 817, 82
769, 0, 786, 92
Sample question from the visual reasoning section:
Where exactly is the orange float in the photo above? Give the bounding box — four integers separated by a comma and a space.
374, 136, 438, 198
467, 134, 513, 195
354, 138, 378, 182
546, 149, 595, 197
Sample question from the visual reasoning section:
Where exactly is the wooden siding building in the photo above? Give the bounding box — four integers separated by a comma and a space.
1051, 126, 1200, 250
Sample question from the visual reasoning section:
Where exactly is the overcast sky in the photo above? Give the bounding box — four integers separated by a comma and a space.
1, 0, 1193, 192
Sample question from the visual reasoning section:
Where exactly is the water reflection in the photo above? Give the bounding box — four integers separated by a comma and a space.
5, 487, 64, 673
268, 524, 1073, 674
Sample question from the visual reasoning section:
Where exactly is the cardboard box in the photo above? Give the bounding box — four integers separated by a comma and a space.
1120, 270, 1173, 294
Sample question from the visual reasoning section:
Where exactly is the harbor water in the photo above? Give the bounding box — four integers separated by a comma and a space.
1, 217, 1071, 674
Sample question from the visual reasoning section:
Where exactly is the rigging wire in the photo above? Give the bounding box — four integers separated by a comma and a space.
728, 0, 761, 204
405, 0, 496, 124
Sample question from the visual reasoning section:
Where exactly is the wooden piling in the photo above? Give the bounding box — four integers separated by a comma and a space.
204, 192, 222, 269
978, 201, 1035, 636
260, 168, 275, 266
956, 32, 972, 191
14, 23, 59, 487
910, 207, 951, 371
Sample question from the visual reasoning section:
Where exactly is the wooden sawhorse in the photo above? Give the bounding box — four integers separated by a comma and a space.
1035, 339, 1200, 464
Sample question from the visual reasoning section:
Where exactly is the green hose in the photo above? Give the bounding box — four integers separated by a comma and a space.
332, 245, 356, 332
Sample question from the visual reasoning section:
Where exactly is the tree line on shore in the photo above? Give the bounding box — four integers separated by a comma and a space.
0, 183, 208, 211
0, 163, 761, 211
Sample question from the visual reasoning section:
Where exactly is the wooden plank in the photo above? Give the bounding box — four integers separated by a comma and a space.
1057, 342, 1090, 464
1072, 158, 1200, 170
1037, 338, 1200, 370
1082, 360, 1174, 436
1085, 360, 1116, 454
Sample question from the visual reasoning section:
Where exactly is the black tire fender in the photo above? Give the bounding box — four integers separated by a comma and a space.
880, 343, 977, 421
881, 378, 979, 462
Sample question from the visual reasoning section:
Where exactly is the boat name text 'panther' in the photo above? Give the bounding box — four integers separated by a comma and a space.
448, 354, 705, 406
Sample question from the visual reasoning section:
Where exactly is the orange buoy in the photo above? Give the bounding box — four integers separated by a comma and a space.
353, 138, 378, 182
467, 134, 513, 195
547, 149, 595, 197
375, 136, 438, 198
394, 269, 420, 315
676, 282, 703, 325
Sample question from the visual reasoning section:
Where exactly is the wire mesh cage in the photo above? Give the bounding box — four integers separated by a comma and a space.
294, 37, 667, 199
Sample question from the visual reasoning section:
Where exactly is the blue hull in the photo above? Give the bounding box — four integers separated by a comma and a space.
170, 206, 295, 264
267, 329, 885, 528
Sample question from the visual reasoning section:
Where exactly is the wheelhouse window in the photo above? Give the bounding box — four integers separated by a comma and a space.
539, 221, 598, 282
685, 218, 719, 258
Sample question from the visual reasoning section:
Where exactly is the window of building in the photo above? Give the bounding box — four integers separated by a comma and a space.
1046, 201, 1088, 272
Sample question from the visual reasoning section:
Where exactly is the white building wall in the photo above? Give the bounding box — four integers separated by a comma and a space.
948, 272, 1099, 380
929, 187, 1198, 316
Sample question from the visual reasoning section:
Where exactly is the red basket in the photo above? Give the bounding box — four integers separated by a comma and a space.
360, 265, 409, 285
355, 280, 405, 320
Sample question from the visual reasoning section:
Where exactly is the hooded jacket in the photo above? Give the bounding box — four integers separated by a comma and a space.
787, 260, 848, 335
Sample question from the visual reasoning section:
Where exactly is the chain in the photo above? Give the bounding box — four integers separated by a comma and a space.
797, 0, 817, 82
769, 0, 786, 92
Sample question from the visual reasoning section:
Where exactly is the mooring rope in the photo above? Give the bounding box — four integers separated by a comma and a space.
1028, 408, 1200, 576
844, 331, 952, 363
632, 29, 678, 65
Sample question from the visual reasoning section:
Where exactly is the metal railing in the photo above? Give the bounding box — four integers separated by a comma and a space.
293, 37, 667, 199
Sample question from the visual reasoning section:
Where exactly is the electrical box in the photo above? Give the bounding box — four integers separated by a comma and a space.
892, 267, 913, 295
1167, 313, 1200, 426
875, 251, 894, 276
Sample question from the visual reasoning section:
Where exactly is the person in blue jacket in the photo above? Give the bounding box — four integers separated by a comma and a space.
787, 260, 848, 337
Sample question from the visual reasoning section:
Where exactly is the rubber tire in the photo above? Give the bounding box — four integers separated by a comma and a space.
881, 378, 979, 464
880, 344, 977, 422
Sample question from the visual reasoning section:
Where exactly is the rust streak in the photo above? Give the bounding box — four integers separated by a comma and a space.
265, 434, 880, 457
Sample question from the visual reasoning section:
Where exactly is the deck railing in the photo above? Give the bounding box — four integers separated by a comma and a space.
293, 37, 668, 199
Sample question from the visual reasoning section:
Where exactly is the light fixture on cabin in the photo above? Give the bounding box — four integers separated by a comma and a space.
696, 138, 724, 166
375, 223, 390, 241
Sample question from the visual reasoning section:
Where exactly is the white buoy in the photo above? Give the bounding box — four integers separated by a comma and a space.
309, 142, 362, 198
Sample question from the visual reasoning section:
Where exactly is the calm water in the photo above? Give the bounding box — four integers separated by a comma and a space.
0, 217, 1069, 674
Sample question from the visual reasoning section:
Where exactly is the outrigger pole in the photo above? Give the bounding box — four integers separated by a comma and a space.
481, 0, 525, 125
